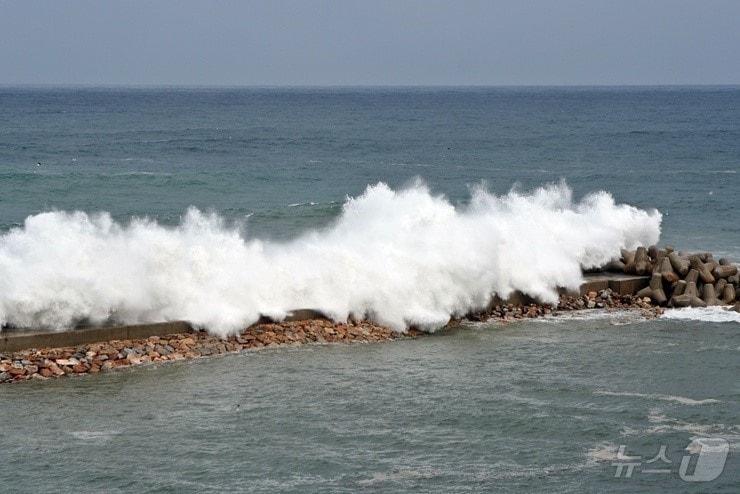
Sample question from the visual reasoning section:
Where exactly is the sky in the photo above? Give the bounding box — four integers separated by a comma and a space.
1, 0, 739, 86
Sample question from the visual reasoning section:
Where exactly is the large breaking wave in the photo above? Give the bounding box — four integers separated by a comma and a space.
0, 181, 661, 335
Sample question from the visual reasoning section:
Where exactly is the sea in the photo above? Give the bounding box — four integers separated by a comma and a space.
0, 86, 738, 492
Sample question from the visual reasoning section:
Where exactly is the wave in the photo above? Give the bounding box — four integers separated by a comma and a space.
594, 390, 720, 406
535, 308, 649, 325
0, 181, 661, 336
661, 307, 740, 323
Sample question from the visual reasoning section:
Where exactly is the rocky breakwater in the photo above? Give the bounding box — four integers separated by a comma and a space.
0, 320, 411, 383
468, 288, 665, 324
601, 245, 739, 309
2, 244, 737, 385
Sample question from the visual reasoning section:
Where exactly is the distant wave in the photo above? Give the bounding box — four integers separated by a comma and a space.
0, 181, 661, 336
594, 390, 720, 406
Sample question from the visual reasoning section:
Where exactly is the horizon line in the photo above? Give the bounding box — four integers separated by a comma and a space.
2, 83, 739, 90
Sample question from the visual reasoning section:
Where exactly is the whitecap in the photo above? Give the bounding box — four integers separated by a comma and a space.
661, 307, 740, 324
594, 390, 720, 406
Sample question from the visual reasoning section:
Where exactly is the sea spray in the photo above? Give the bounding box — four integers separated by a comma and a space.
0, 181, 661, 335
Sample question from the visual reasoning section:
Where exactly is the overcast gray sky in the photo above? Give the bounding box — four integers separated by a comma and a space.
1, 0, 738, 86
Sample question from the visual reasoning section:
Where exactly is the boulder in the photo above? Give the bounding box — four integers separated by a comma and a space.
732, 302, 740, 313
718, 257, 732, 266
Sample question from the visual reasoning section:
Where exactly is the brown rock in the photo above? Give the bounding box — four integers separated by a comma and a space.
72, 363, 88, 373
8, 366, 26, 376
48, 363, 65, 376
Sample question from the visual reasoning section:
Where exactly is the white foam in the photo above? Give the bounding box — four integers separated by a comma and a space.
586, 442, 620, 463
661, 307, 740, 323
594, 390, 720, 406
0, 181, 661, 336
537, 308, 649, 325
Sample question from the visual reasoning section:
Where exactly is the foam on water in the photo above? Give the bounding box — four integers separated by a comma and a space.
594, 391, 720, 406
0, 181, 661, 336
662, 306, 740, 323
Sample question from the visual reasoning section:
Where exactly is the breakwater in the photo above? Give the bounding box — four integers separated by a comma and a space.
1, 245, 737, 384
601, 246, 738, 307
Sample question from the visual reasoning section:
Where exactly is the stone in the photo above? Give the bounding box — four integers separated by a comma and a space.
55, 358, 79, 366
8, 366, 26, 376
72, 363, 88, 373
48, 363, 65, 376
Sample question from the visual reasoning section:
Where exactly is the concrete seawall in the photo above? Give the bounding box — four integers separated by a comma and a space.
0, 276, 649, 353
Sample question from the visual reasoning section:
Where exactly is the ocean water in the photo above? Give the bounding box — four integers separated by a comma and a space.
0, 86, 738, 332
1, 86, 738, 248
1, 317, 738, 492
1, 87, 739, 491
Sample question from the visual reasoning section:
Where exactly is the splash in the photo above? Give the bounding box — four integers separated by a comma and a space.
0, 181, 661, 335
662, 307, 740, 323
